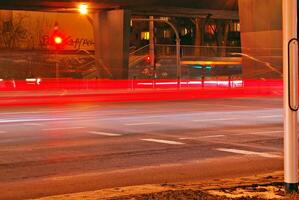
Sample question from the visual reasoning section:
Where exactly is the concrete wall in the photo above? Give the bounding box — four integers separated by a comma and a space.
93, 10, 131, 79
0, 10, 94, 50
0, 9, 131, 80
238, 0, 282, 79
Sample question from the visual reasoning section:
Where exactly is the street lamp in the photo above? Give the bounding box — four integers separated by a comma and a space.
78, 3, 94, 28
78, 3, 88, 15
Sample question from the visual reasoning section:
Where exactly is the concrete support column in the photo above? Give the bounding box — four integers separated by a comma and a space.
93, 9, 131, 79
238, 0, 282, 79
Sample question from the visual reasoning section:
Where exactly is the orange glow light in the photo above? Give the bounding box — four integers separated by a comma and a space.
79, 4, 88, 15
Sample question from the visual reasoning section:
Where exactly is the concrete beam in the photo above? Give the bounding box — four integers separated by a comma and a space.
132, 7, 239, 20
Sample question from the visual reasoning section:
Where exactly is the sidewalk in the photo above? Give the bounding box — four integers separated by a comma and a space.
34, 171, 299, 200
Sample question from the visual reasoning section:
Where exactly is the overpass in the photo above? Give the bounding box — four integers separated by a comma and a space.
0, 0, 238, 12
1, 0, 298, 194
0, 0, 282, 79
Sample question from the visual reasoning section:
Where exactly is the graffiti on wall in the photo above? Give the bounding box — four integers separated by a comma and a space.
40, 35, 94, 50
0, 12, 95, 50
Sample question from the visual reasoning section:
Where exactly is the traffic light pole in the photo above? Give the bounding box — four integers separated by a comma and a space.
283, 0, 299, 193
55, 50, 60, 87
131, 18, 181, 88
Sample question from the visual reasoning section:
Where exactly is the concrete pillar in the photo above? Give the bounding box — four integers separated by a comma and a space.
93, 9, 131, 79
238, 0, 282, 79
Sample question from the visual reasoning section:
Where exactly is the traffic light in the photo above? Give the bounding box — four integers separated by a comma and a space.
50, 23, 67, 50
146, 55, 151, 64
50, 32, 66, 50
54, 36, 63, 45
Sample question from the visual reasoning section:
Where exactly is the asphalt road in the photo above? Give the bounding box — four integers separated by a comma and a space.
0, 97, 288, 199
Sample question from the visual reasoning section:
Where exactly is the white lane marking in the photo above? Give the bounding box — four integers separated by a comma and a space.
88, 131, 121, 137
23, 123, 43, 126
96, 108, 281, 121
125, 122, 161, 126
141, 138, 185, 145
218, 104, 250, 108
180, 135, 225, 140
247, 130, 283, 135
0, 117, 73, 124
193, 118, 237, 122
234, 130, 283, 137
0, 111, 65, 115
42, 127, 84, 131
216, 148, 281, 158
257, 115, 281, 119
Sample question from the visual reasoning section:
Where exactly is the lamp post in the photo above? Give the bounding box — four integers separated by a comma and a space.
78, 3, 93, 27
283, 0, 299, 193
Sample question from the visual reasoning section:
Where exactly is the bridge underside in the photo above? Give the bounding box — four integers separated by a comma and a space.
0, 0, 282, 79
0, 0, 238, 11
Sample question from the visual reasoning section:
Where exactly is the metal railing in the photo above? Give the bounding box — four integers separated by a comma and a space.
129, 44, 284, 81
155, 44, 242, 58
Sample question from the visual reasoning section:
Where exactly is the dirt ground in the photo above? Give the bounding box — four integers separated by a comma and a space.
36, 171, 299, 200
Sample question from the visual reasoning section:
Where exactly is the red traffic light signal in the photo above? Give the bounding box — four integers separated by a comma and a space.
50, 23, 67, 50
50, 33, 67, 50
146, 56, 151, 63
54, 36, 63, 45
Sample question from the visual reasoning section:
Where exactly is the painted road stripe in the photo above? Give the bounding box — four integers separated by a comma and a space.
216, 148, 281, 158
234, 130, 283, 136
0, 111, 65, 115
218, 104, 250, 108
193, 118, 237, 122
257, 115, 281, 119
248, 130, 282, 135
0, 117, 73, 124
180, 135, 225, 140
23, 123, 43, 126
42, 127, 84, 131
89, 131, 121, 137
125, 122, 161, 126
141, 138, 185, 145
